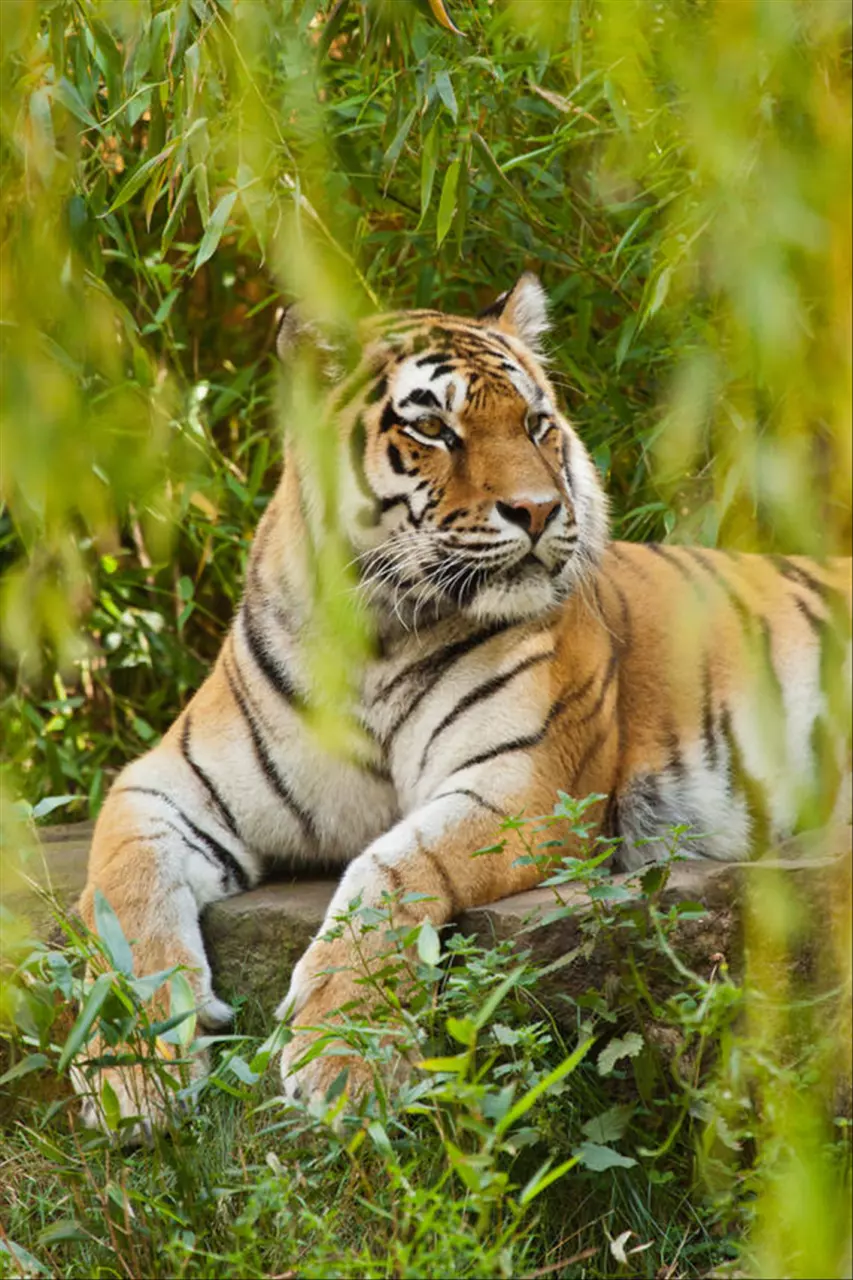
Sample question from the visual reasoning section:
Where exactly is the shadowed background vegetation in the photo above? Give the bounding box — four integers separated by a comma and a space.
0, 1, 850, 1277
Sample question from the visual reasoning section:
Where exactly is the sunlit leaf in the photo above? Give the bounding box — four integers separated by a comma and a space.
436, 158, 460, 247
426, 0, 463, 36
597, 1033, 644, 1077
574, 1141, 637, 1171
93, 889, 134, 976
0, 1053, 49, 1085
194, 190, 237, 271
433, 70, 458, 121
105, 142, 177, 214
582, 1105, 634, 1144
416, 918, 441, 967
52, 77, 100, 130
57, 974, 114, 1072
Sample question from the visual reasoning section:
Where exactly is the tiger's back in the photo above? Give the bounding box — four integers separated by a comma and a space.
362, 537, 850, 875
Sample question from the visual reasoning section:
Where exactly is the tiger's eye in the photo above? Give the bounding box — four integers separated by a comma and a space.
416, 416, 445, 438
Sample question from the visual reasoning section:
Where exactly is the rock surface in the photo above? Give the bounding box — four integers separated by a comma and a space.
7, 822, 850, 1018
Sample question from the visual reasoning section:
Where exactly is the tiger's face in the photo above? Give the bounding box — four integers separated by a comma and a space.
328, 276, 608, 626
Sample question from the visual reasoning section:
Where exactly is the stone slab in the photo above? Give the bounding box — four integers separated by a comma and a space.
6, 822, 850, 1019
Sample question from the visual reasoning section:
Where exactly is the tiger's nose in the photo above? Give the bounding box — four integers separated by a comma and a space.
495, 496, 562, 539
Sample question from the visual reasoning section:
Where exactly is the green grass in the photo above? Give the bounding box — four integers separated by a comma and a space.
4, 806, 849, 1279
0, 2, 850, 1276
2, 838, 744, 1280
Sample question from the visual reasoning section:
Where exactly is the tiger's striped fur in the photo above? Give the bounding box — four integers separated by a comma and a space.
78, 275, 852, 1129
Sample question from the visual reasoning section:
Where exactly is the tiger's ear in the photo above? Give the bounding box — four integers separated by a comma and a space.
274, 305, 345, 381
478, 274, 550, 351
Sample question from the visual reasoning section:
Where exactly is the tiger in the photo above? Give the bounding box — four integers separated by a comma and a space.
75, 274, 852, 1133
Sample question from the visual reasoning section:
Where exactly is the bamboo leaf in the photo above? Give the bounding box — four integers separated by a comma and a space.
384, 105, 418, 173
52, 77, 101, 131
433, 70, 458, 121
419, 126, 439, 224
93, 890, 134, 976
471, 131, 516, 200
520, 1154, 580, 1205
194, 163, 211, 228
0, 1053, 49, 1085
106, 142, 176, 214
436, 158, 460, 247
194, 190, 237, 271
160, 165, 197, 250
57, 974, 114, 1072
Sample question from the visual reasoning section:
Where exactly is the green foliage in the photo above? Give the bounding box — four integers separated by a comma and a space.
1, 824, 744, 1279
2, 0, 849, 814
3, 803, 849, 1277
0, 3, 850, 1277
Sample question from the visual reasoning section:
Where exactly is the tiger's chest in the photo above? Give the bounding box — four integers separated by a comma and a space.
361, 619, 556, 813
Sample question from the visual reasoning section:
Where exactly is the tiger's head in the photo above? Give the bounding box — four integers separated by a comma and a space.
284, 275, 609, 627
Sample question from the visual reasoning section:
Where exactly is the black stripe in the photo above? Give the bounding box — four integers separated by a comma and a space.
686, 553, 794, 723
155, 816, 241, 875
439, 508, 464, 529
448, 675, 597, 776
663, 723, 687, 780
224, 660, 317, 845
794, 596, 826, 639
365, 375, 388, 405
422, 848, 459, 917
180, 715, 240, 839
377, 621, 518, 706
719, 706, 771, 851
570, 724, 612, 792
240, 596, 304, 709
771, 555, 839, 603
680, 547, 755, 633
433, 787, 507, 818
111, 786, 250, 891
399, 387, 440, 410
573, 650, 619, 727
349, 415, 375, 508
99, 827, 173, 868
701, 659, 718, 769
383, 626, 522, 742
418, 649, 553, 774
415, 351, 453, 368
387, 443, 415, 476
645, 542, 696, 583
379, 493, 409, 516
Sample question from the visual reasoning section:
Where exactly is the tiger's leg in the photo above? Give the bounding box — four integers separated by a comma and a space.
75, 776, 258, 1137
277, 785, 549, 1104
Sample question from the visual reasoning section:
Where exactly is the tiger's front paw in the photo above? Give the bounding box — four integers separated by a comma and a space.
279, 1028, 376, 1109
276, 962, 411, 1111
72, 995, 232, 1144
71, 1041, 207, 1146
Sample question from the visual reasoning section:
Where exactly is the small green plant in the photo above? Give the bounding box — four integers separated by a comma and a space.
2, 803, 753, 1279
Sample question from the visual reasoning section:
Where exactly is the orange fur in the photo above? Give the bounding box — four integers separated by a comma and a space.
77, 278, 852, 1128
